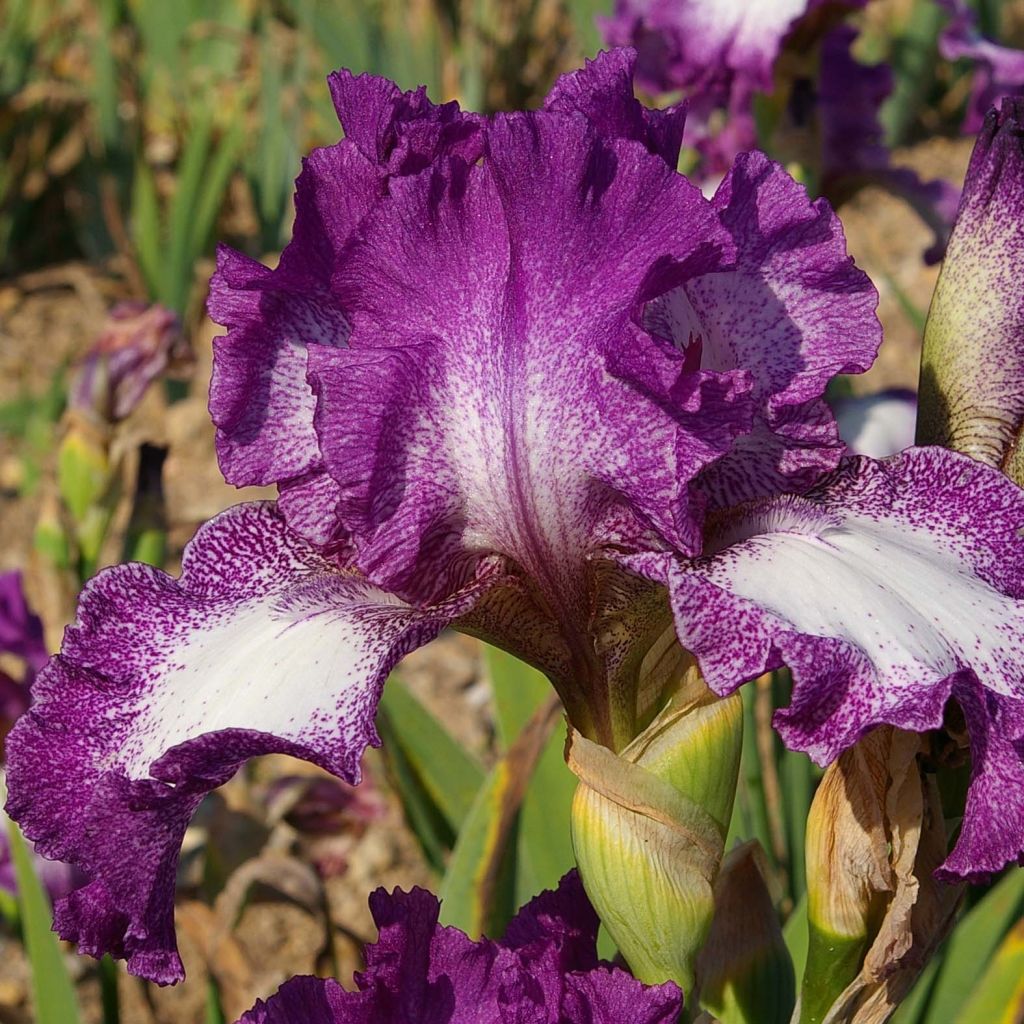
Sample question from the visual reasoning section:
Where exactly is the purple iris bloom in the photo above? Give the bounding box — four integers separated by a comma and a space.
238, 871, 681, 1023
599, 0, 868, 176
5, 50, 1024, 984
939, 0, 1024, 133
69, 302, 191, 425
818, 26, 961, 264
0, 572, 78, 902
0, 570, 46, 741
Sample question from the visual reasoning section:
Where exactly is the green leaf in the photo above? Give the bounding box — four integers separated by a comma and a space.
130, 159, 162, 301
6, 818, 81, 1023
565, 0, 604, 56
378, 677, 484, 830
166, 109, 216, 311
379, 722, 453, 872
783, 893, 809, 984
438, 758, 520, 938
891, 959, 941, 1024
922, 869, 1024, 1024
954, 917, 1024, 1024
483, 646, 575, 903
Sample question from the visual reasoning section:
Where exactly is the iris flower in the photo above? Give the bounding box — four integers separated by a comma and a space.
939, 0, 1024, 134
239, 872, 681, 1023
599, 2, 959, 260
6, 50, 1024, 985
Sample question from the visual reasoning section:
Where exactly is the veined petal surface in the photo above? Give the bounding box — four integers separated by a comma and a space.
313, 109, 750, 608
645, 151, 880, 506
237, 872, 682, 1023
654, 447, 1024, 880
4, 502, 479, 982
209, 75, 483, 545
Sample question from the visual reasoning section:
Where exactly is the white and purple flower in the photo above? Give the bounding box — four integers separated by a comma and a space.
239, 871, 681, 1023
5, 50, 1024, 985
939, 0, 1024, 134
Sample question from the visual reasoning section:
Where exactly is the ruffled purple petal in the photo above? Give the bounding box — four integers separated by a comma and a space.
646, 151, 880, 506
327, 70, 484, 174
832, 389, 917, 458
819, 25, 961, 264
236, 977, 359, 1024
4, 502, 485, 983
654, 447, 1024, 880
238, 872, 681, 1023
209, 74, 483, 546
938, 0, 1024, 133
313, 109, 751, 610
543, 48, 688, 167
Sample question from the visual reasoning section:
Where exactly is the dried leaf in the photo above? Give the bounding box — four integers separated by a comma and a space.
799, 727, 962, 1024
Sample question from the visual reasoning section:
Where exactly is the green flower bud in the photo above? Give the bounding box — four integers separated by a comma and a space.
917, 99, 1024, 479
569, 675, 742, 995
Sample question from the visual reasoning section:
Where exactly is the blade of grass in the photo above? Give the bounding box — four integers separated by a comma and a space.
130, 158, 162, 301
166, 108, 216, 311
6, 818, 81, 1023
378, 677, 484, 829
953, 917, 1024, 1024
483, 646, 576, 902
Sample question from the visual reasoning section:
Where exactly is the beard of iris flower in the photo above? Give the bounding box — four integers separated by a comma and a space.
6, 48, 1024, 987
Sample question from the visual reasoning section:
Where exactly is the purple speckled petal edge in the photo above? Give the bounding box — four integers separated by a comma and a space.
643, 447, 1024, 881
4, 503, 488, 982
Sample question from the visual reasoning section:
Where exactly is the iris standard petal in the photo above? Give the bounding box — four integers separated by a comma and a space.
4, 502, 484, 982
543, 48, 688, 168
312, 109, 751, 611
238, 872, 682, 1023
209, 75, 483, 546
646, 150, 880, 506
651, 447, 1024, 879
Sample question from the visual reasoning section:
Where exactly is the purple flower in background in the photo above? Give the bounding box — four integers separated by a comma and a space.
0, 571, 46, 743
6, 49, 1024, 983
818, 26, 960, 263
832, 389, 917, 458
69, 302, 192, 425
238, 871, 681, 1024
0, 574, 78, 903
939, 0, 1024, 133
0, 571, 47, 680
598, 0, 866, 176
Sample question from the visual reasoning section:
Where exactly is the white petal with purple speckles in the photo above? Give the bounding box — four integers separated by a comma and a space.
655, 447, 1024, 879
4, 503, 482, 983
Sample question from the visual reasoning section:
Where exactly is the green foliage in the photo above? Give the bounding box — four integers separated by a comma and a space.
6, 818, 82, 1024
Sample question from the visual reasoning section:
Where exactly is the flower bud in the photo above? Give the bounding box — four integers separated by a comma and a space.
695, 842, 795, 1024
917, 98, 1024, 480
569, 673, 742, 995
69, 301, 190, 426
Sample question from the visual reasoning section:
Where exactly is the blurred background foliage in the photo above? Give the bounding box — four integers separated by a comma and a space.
2, 0, 1018, 316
